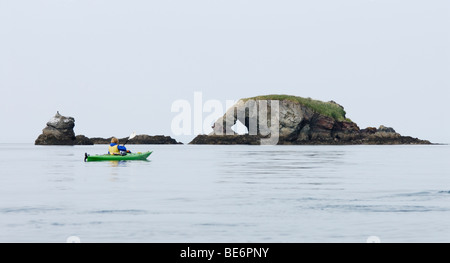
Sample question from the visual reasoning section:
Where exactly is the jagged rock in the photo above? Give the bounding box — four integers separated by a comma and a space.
35, 112, 77, 145
377, 125, 396, 133
361, 127, 377, 134
190, 95, 432, 145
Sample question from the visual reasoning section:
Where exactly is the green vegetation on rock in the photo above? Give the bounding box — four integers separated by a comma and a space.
243, 94, 350, 122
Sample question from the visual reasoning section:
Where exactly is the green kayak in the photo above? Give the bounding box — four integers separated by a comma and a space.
84, 151, 152, 162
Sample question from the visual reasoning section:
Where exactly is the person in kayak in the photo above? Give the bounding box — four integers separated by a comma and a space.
108, 137, 130, 155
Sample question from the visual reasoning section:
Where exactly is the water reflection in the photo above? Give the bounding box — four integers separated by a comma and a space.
107, 160, 150, 167
107, 159, 151, 181
108, 160, 129, 167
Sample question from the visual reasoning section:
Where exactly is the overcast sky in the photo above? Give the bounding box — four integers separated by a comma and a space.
1, 0, 449, 144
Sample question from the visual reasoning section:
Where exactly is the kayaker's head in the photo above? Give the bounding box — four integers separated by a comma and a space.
111, 137, 119, 144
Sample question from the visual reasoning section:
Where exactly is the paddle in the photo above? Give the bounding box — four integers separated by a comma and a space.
123, 131, 137, 146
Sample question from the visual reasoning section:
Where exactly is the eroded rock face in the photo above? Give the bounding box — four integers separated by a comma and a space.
211, 99, 315, 138
35, 112, 77, 145
191, 97, 431, 145
35, 112, 93, 145
208, 99, 360, 144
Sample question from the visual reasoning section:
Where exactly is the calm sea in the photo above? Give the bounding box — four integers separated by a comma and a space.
0, 143, 449, 243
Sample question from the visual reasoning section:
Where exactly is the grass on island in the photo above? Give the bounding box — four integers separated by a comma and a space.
243, 94, 351, 122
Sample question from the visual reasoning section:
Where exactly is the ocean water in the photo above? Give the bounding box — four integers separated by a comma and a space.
0, 143, 449, 243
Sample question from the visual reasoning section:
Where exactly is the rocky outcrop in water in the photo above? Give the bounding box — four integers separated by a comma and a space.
90, 135, 182, 144
35, 112, 93, 145
35, 112, 181, 145
189, 95, 432, 145
75, 135, 94, 145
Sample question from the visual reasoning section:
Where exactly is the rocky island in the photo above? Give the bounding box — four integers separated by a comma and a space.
189, 95, 431, 145
35, 111, 91, 145
35, 112, 182, 145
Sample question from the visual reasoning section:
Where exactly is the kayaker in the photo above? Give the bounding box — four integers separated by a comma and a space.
108, 137, 129, 155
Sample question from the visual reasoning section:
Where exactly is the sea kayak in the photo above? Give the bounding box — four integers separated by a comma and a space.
84, 151, 152, 162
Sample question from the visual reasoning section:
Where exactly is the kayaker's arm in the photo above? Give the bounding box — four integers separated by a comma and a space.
118, 145, 127, 152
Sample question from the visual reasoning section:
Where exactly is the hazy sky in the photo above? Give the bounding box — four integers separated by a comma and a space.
1, 0, 449, 144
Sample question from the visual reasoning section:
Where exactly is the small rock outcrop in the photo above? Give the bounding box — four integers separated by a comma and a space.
90, 135, 182, 144
75, 135, 94, 145
189, 95, 432, 145
35, 112, 93, 145
190, 134, 262, 145
35, 112, 74, 145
